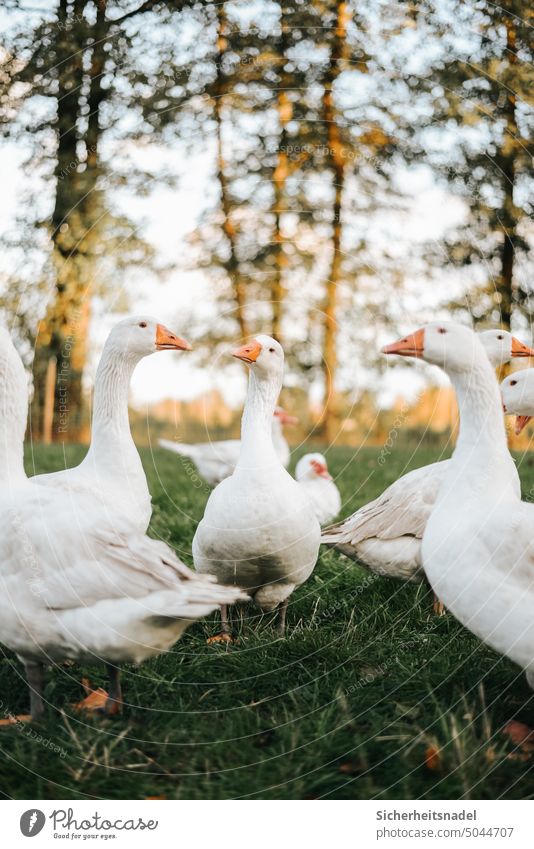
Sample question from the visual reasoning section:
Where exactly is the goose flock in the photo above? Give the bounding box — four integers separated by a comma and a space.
1, 315, 534, 723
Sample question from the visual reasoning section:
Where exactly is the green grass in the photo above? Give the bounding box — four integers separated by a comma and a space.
1, 441, 534, 799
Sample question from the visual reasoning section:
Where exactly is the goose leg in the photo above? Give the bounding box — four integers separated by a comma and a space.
104, 664, 123, 716
0, 662, 42, 726
207, 604, 234, 644
432, 594, 445, 616
26, 662, 45, 721
277, 600, 288, 635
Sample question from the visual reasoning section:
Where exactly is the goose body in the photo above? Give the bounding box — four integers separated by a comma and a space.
295, 453, 341, 526
0, 483, 245, 668
387, 322, 534, 684
322, 330, 531, 580
0, 327, 246, 718
322, 460, 445, 580
159, 407, 295, 487
193, 336, 320, 628
33, 317, 190, 533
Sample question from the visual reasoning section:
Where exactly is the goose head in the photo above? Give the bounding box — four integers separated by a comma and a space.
478, 329, 534, 368
382, 324, 534, 372
274, 406, 298, 426
501, 369, 534, 434
106, 316, 191, 361
382, 322, 486, 373
232, 335, 284, 377
295, 453, 332, 481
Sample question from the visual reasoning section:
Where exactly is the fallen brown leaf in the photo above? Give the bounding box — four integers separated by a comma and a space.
502, 721, 534, 755
424, 744, 441, 771
73, 678, 108, 713
338, 757, 366, 775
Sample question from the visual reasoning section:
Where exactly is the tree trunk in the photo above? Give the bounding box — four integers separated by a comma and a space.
270, 6, 291, 342
31, 0, 108, 442
320, 1, 349, 443
214, 4, 248, 339
496, 17, 518, 334
494, 18, 518, 394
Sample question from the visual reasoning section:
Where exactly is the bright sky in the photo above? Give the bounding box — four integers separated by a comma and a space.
0, 0, 475, 413
0, 132, 468, 410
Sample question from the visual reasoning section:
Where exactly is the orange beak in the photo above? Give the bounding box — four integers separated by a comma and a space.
511, 337, 534, 358
311, 459, 332, 480
156, 324, 192, 351
515, 415, 532, 435
382, 328, 425, 358
232, 339, 262, 364
275, 408, 298, 425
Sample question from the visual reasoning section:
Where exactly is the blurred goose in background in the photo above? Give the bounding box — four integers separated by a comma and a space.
33, 316, 190, 533
159, 406, 297, 487
321, 329, 534, 584
193, 336, 320, 639
501, 368, 534, 435
295, 453, 341, 525
0, 326, 246, 722
385, 322, 534, 690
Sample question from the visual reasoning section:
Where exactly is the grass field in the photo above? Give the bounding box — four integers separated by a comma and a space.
1, 441, 534, 800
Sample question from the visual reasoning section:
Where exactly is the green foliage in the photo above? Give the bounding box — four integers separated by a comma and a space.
409, 0, 534, 328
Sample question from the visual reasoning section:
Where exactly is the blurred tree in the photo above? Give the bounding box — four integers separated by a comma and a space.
0, 0, 419, 444
415, 0, 534, 332
319, 0, 349, 442
0, 0, 180, 440
214, 2, 249, 339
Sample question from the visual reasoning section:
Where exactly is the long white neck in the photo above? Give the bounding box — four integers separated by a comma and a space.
447, 352, 514, 493
84, 344, 140, 467
238, 368, 282, 470
0, 343, 28, 486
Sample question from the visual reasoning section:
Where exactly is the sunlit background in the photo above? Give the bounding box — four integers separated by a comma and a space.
1, 0, 532, 447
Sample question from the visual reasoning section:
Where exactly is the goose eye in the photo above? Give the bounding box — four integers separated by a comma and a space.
139, 321, 147, 328
269, 347, 275, 352
497, 334, 503, 340
437, 327, 447, 334
510, 380, 517, 386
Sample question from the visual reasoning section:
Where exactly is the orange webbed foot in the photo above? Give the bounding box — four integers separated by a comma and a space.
0, 714, 32, 727
207, 632, 235, 645
73, 678, 109, 713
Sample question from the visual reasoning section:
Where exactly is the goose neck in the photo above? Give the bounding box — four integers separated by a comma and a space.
449, 355, 511, 477
87, 345, 139, 458
239, 369, 282, 466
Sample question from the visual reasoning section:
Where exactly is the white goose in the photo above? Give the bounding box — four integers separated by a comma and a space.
159, 406, 296, 488
34, 316, 190, 533
384, 322, 534, 688
0, 327, 246, 721
321, 329, 533, 581
193, 336, 320, 637
295, 453, 341, 525
501, 368, 534, 435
